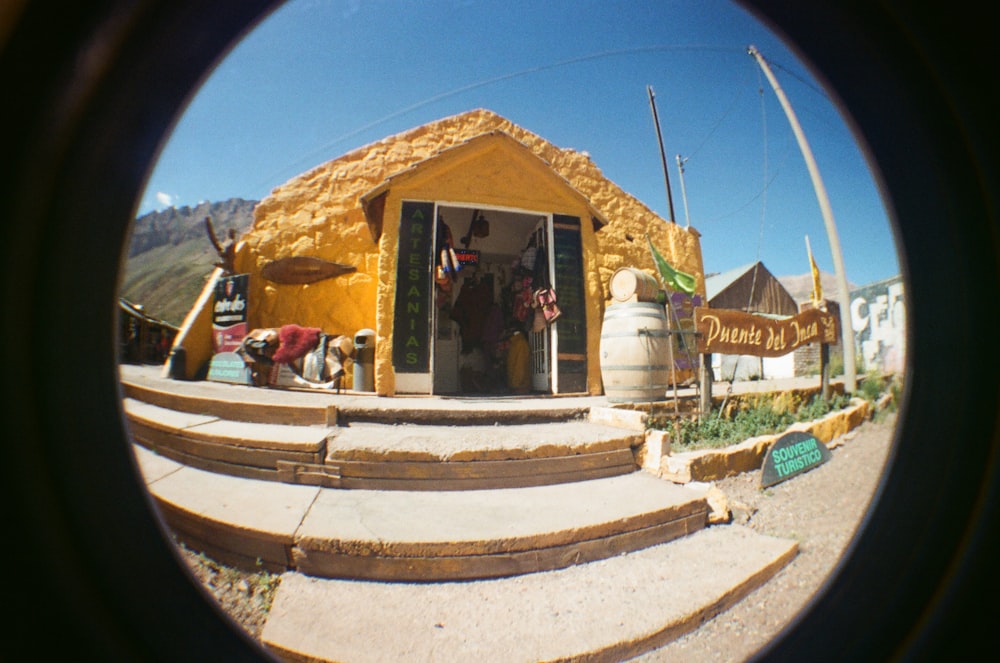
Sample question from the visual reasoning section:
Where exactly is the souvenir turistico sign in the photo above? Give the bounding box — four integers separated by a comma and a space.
760, 430, 833, 487
213, 273, 249, 354
693, 306, 839, 358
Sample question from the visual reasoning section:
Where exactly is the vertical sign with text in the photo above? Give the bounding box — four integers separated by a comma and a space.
393, 202, 433, 372
213, 273, 248, 354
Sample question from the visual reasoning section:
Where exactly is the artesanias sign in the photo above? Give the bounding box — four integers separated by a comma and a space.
694, 306, 839, 358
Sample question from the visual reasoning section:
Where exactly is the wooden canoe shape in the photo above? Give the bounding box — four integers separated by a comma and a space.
260, 256, 357, 285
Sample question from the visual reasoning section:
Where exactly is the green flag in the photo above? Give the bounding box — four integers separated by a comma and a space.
646, 234, 697, 295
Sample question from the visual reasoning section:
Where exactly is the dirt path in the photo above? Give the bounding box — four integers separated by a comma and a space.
635, 412, 896, 661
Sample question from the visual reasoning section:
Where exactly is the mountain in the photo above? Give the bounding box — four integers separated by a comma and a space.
120, 199, 853, 329
119, 198, 257, 326
777, 271, 857, 304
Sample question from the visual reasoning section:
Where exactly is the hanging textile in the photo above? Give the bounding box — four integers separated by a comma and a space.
506, 331, 531, 393
436, 216, 459, 281
450, 275, 493, 349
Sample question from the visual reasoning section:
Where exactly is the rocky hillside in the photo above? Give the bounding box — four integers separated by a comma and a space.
119, 198, 256, 326
118, 196, 852, 328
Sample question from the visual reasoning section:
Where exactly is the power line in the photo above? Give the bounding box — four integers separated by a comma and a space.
257, 44, 746, 190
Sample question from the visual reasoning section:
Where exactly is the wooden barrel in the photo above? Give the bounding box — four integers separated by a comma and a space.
609, 267, 662, 303
599, 302, 671, 403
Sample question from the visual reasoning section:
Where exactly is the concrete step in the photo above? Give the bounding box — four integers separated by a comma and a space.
120, 376, 333, 426
260, 526, 798, 663
135, 444, 709, 581
322, 420, 642, 490
119, 371, 595, 426
124, 398, 332, 481
124, 397, 645, 489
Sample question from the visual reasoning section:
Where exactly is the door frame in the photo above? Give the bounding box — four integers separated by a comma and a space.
428, 201, 556, 395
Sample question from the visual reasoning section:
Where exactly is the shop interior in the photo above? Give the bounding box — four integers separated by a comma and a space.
432, 205, 554, 396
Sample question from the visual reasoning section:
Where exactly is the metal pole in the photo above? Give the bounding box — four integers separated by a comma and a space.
647, 85, 677, 223
676, 154, 692, 228
748, 45, 857, 392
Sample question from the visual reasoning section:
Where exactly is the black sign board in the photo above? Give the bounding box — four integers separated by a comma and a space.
393, 201, 434, 372
552, 216, 588, 392
760, 430, 832, 487
212, 273, 249, 354
453, 248, 479, 266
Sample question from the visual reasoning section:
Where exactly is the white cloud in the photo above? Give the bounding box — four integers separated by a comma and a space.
155, 191, 176, 208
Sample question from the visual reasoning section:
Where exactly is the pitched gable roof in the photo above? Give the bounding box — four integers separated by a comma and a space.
360, 130, 605, 233
704, 261, 797, 315
705, 262, 759, 300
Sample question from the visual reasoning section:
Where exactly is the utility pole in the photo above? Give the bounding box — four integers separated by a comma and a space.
748, 45, 857, 392
647, 85, 676, 223
676, 154, 692, 228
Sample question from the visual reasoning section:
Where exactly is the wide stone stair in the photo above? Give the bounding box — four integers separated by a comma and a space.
120, 365, 797, 662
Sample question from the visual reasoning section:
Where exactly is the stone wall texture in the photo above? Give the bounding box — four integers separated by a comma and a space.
179, 109, 705, 393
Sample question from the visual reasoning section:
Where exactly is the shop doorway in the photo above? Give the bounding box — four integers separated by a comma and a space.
431, 204, 554, 396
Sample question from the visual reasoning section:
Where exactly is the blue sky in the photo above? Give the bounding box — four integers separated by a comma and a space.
139, 0, 900, 286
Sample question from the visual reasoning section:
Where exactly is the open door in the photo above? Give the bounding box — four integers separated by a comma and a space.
529, 221, 551, 392
425, 205, 586, 396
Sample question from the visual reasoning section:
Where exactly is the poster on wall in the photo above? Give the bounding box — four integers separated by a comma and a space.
212, 273, 249, 354
850, 276, 905, 374
668, 291, 703, 370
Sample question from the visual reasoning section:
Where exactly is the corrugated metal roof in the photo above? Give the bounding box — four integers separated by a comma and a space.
705, 262, 758, 300
119, 298, 179, 330
703, 261, 798, 316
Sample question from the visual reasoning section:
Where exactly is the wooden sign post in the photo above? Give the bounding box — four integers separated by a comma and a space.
694, 303, 840, 399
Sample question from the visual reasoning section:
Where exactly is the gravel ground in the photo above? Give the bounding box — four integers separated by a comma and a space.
181, 411, 897, 662
636, 411, 896, 661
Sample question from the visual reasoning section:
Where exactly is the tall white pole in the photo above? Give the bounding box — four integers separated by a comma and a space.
748, 45, 857, 392
676, 154, 692, 228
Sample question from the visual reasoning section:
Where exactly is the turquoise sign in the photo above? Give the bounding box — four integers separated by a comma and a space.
760, 430, 832, 487
207, 351, 252, 385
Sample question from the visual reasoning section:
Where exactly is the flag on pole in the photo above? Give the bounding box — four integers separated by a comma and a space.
806, 235, 823, 301
646, 234, 697, 295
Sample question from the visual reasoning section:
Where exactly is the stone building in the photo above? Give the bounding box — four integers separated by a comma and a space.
171, 109, 706, 397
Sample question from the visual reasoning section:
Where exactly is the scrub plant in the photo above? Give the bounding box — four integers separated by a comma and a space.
652, 391, 853, 450
857, 371, 904, 422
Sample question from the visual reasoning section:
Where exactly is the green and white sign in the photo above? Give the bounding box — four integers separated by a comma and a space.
207, 351, 252, 385
760, 430, 832, 487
